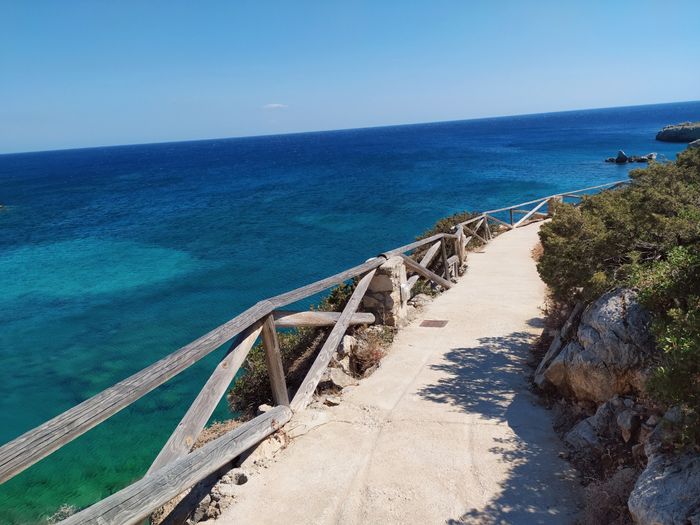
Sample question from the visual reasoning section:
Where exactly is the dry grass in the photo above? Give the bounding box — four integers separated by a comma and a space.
193, 419, 243, 450
578, 467, 638, 525
531, 241, 544, 262
351, 326, 394, 377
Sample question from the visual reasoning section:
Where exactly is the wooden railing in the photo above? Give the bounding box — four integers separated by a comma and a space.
0, 179, 629, 524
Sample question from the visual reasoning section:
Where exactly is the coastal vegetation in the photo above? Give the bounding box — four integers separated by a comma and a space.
537, 147, 700, 444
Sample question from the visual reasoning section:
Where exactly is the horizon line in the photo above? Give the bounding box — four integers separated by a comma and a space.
2, 99, 699, 157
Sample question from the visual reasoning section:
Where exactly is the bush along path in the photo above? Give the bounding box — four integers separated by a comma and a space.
533, 147, 700, 525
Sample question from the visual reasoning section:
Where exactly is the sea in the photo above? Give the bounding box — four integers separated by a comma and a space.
1, 101, 698, 523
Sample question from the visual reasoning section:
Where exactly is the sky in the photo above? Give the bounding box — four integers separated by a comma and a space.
1, 1, 699, 153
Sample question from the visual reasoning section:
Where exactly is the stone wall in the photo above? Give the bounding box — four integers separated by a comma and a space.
361, 256, 408, 327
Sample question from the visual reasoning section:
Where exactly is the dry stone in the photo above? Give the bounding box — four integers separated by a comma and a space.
362, 256, 408, 327
628, 450, 700, 525
543, 289, 655, 402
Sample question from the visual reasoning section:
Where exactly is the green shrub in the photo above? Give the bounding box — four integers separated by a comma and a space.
537, 147, 700, 444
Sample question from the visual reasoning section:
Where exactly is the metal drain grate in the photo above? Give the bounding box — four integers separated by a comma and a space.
420, 319, 448, 328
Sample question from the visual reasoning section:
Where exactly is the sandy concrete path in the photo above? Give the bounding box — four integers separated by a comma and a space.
216, 223, 581, 524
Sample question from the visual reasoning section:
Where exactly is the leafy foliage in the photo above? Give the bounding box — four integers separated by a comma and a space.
537, 148, 700, 444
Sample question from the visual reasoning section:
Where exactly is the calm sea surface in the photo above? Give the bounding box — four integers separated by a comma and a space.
1, 101, 698, 523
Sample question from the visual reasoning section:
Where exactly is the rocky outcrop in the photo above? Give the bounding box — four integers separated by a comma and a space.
689, 139, 700, 149
543, 289, 655, 402
605, 150, 657, 163
656, 121, 700, 143
564, 395, 647, 454
628, 410, 700, 525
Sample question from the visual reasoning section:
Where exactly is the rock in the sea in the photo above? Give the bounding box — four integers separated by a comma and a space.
689, 139, 700, 149
628, 450, 700, 525
656, 121, 700, 143
605, 151, 657, 163
543, 289, 655, 402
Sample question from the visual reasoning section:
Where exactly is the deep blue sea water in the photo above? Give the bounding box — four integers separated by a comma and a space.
1, 101, 698, 523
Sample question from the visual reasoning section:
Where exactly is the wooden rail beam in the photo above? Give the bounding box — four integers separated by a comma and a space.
261, 315, 290, 407
0, 300, 275, 484
513, 199, 548, 228
440, 237, 450, 279
290, 270, 377, 412
148, 322, 264, 474
61, 406, 292, 525
401, 255, 453, 290
272, 310, 375, 328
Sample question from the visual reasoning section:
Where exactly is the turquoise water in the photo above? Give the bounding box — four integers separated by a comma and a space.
0, 101, 698, 523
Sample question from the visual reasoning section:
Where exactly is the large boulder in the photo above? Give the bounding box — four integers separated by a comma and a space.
628, 450, 700, 525
656, 121, 700, 143
543, 289, 655, 402
689, 139, 700, 150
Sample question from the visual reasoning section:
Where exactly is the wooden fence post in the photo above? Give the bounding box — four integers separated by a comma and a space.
261, 315, 290, 406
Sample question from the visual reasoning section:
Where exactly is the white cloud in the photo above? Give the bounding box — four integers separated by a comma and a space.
262, 103, 288, 110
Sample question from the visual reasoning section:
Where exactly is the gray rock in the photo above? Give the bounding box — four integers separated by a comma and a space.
565, 400, 617, 452
616, 150, 629, 163
543, 289, 655, 403
409, 293, 432, 308
617, 409, 641, 443
339, 335, 358, 357
628, 451, 700, 525
319, 368, 358, 391
689, 139, 700, 149
323, 395, 341, 406
656, 121, 700, 143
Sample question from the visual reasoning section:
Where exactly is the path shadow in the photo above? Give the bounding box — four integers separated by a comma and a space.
417, 332, 580, 524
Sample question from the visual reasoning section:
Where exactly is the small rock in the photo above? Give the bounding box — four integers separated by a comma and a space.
339, 335, 358, 357
257, 404, 273, 415
409, 293, 432, 308
216, 484, 237, 498
646, 414, 660, 427
689, 138, 700, 149
617, 409, 641, 443
615, 150, 629, 163
320, 368, 358, 391
324, 395, 341, 406
332, 354, 352, 375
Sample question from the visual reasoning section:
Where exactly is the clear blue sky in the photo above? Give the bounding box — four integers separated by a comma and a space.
1, 1, 699, 153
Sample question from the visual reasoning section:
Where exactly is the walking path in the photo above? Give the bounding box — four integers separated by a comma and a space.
216, 223, 581, 524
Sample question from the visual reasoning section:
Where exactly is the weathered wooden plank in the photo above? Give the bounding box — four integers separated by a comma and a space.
148, 322, 264, 474
463, 224, 488, 244
533, 302, 584, 387
454, 225, 465, 265
267, 258, 384, 308
482, 180, 627, 215
0, 300, 274, 484
261, 315, 290, 406
485, 214, 514, 230
440, 237, 450, 279
382, 233, 445, 258
459, 214, 486, 226
400, 255, 453, 290
420, 240, 442, 268
514, 199, 548, 227
61, 406, 293, 525
272, 310, 375, 328
290, 270, 376, 412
